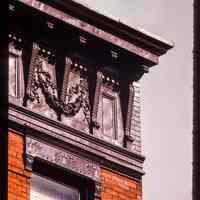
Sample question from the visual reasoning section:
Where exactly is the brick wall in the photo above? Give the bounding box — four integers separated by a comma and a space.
101, 169, 142, 200
8, 132, 142, 200
8, 132, 31, 200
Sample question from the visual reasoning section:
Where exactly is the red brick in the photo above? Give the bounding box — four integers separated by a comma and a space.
101, 169, 142, 200
8, 132, 31, 200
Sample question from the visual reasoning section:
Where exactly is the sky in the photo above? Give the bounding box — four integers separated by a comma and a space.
79, 1, 193, 200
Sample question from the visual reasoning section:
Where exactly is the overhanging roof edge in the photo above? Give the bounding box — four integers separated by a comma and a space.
55, 0, 174, 53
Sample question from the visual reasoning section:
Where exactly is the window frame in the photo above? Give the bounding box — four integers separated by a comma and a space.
30, 172, 81, 200
31, 158, 94, 200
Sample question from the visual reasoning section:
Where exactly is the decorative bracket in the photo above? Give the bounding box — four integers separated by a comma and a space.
9, 33, 23, 50
124, 83, 136, 149
125, 84, 135, 137
94, 181, 102, 199
25, 154, 34, 171
92, 71, 103, 130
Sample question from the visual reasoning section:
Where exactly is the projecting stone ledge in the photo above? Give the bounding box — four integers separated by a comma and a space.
17, 0, 173, 66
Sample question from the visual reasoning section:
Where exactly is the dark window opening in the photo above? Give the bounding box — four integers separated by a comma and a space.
31, 158, 95, 200
31, 173, 80, 200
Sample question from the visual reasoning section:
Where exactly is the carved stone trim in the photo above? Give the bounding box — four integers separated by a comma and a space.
94, 182, 102, 199
25, 136, 101, 182
25, 43, 40, 104
125, 82, 142, 153
92, 71, 103, 129
24, 43, 58, 108
60, 59, 91, 123
125, 83, 135, 138
60, 57, 72, 102
9, 42, 25, 104
24, 44, 90, 120
9, 104, 145, 178
25, 154, 34, 171
9, 33, 23, 50
25, 43, 56, 99
17, 0, 159, 64
101, 74, 120, 92
9, 42, 22, 56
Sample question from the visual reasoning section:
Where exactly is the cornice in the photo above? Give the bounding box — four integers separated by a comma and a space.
12, 0, 173, 66
39, 0, 174, 55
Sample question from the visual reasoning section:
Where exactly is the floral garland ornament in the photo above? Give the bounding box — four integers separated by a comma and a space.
25, 45, 90, 125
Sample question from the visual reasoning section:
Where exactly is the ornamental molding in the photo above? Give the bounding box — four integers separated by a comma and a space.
17, 0, 158, 64
61, 59, 91, 124
25, 136, 101, 182
9, 41, 25, 104
9, 104, 145, 179
125, 84, 135, 137
24, 43, 91, 122
9, 33, 23, 51
94, 181, 102, 198
92, 71, 103, 130
9, 42, 22, 56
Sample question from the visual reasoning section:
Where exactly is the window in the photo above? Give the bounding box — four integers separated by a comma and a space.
31, 173, 80, 200
30, 158, 94, 200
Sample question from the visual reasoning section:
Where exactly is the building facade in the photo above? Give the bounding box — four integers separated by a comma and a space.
193, 1, 200, 199
8, 0, 172, 200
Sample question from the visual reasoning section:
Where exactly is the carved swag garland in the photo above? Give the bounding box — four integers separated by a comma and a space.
25, 49, 90, 125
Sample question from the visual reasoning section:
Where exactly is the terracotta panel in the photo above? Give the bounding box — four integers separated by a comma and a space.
61, 67, 91, 133
9, 55, 18, 97
26, 55, 58, 119
94, 81, 124, 146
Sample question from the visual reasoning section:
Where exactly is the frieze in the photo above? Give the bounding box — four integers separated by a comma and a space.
61, 60, 91, 122
25, 137, 101, 182
25, 44, 91, 122
24, 43, 58, 119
